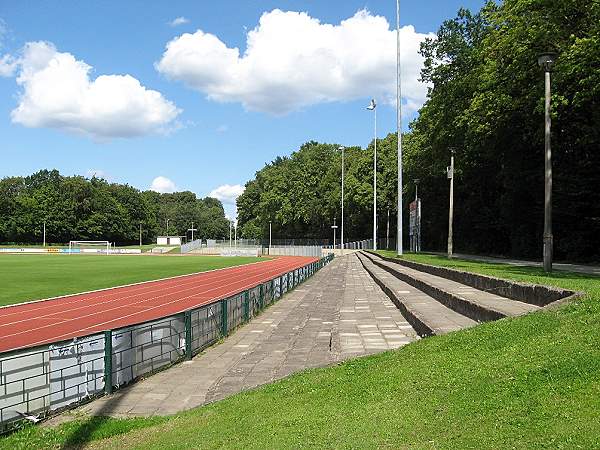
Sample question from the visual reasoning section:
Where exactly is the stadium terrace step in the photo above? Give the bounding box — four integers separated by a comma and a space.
361, 252, 540, 323
356, 252, 476, 337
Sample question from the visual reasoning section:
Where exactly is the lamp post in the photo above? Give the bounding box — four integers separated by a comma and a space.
367, 99, 377, 250
43, 221, 46, 247
229, 220, 232, 247
139, 222, 142, 248
538, 52, 558, 273
339, 146, 345, 254
447, 149, 455, 258
269, 221, 272, 255
165, 218, 170, 237
396, 0, 404, 256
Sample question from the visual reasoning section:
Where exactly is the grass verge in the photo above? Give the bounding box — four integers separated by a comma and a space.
0, 254, 262, 306
2, 254, 599, 449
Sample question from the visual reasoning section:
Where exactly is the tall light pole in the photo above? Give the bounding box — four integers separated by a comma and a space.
339, 146, 345, 254
367, 99, 377, 250
166, 218, 170, 237
43, 221, 46, 247
139, 222, 142, 248
396, 0, 403, 256
447, 149, 455, 258
229, 220, 232, 247
538, 52, 557, 273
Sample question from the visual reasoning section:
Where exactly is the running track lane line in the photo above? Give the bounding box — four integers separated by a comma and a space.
0, 256, 307, 331
0, 256, 317, 353
0, 256, 303, 324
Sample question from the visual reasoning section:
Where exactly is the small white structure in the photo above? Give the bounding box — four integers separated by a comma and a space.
156, 236, 183, 246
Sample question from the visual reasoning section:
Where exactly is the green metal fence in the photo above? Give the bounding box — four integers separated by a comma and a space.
0, 254, 334, 432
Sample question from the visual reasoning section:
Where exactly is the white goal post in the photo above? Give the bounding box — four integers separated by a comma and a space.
69, 240, 111, 254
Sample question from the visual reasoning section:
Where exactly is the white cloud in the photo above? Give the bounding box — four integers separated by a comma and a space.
9, 41, 180, 139
209, 184, 244, 205
86, 169, 110, 180
156, 9, 434, 115
169, 17, 189, 27
151, 176, 177, 193
216, 124, 228, 133
0, 53, 16, 77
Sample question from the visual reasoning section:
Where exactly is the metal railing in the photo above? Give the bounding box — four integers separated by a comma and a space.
0, 254, 334, 432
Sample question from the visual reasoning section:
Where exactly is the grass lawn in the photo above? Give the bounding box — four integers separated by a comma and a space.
2, 254, 599, 449
0, 254, 262, 307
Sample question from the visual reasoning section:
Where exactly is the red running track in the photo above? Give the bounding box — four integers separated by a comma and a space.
0, 256, 317, 353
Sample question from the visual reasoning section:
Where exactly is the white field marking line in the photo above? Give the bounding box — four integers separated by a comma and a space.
0, 267, 288, 332
0, 257, 274, 312
7, 262, 315, 351
1, 259, 316, 344
1, 257, 309, 331
1, 255, 314, 315
0, 259, 293, 325
0, 256, 314, 321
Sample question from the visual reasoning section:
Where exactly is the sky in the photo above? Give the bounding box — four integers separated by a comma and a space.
0, 0, 486, 219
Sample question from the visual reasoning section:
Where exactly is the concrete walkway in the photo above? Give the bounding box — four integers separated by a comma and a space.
77, 254, 417, 418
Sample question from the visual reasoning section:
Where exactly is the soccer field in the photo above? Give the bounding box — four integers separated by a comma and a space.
0, 254, 262, 307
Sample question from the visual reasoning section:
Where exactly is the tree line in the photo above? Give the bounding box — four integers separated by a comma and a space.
238, 0, 600, 262
0, 169, 229, 245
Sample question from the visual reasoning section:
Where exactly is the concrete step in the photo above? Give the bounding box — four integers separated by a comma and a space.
356, 252, 477, 337
362, 252, 540, 323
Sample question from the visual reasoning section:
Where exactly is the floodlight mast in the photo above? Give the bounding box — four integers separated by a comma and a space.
396, 0, 403, 256
367, 99, 377, 251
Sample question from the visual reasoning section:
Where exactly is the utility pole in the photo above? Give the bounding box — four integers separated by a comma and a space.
188, 222, 197, 242
447, 149, 455, 258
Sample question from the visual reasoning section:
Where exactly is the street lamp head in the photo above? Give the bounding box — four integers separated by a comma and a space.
339, 146, 345, 151
449, 147, 456, 155
366, 99, 377, 110
538, 52, 558, 72
414, 178, 420, 185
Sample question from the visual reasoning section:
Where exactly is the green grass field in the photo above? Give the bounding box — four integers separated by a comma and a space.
0, 254, 262, 307
2, 254, 599, 449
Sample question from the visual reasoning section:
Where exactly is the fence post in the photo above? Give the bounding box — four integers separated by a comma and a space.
104, 330, 113, 395
184, 310, 192, 360
244, 290, 250, 321
221, 299, 228, 337
259, 284, 264, 309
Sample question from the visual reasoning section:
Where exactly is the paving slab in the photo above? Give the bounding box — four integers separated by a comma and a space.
71, 254, 417, 418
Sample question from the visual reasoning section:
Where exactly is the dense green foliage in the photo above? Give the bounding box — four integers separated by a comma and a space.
237, 139, 401, 242
0, 254, 261, 306
238, 0, 600, 261
0, 170, 229, 245
4, 257, 599, 449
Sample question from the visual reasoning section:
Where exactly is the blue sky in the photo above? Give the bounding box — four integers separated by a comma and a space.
0, 0, 485, 218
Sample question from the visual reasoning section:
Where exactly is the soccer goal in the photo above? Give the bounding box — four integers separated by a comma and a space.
69, 240, 111, 255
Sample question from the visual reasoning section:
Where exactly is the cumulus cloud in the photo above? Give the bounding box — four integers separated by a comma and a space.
156, 9, 434, 115
0, 53, 16, 77
169, 17, 189, 27
151, 176, 178, 193
9, 41, 180, 139
209, 184, 244, 204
